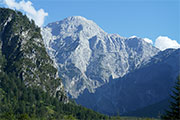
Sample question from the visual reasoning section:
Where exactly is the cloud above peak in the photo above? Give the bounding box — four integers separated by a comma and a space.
142, 36, 180, 51
4, 0, 48, 27
155, 36, 180, 51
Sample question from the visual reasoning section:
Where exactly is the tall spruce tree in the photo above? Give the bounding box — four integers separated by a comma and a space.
162, 76, 180, 120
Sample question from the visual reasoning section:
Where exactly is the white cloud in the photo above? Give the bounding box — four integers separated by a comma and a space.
155, 36, 180, 51
143, 38, 153, 44
3, 0, 48, 27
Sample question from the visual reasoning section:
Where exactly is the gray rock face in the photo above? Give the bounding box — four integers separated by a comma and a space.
42, 16, 159, 98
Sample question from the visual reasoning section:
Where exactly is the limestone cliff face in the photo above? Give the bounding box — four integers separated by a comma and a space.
42, 16, 159, 98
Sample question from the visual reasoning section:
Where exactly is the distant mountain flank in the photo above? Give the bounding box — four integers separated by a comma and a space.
76, 48, 180, 115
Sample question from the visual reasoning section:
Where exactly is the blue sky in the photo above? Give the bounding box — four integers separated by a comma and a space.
1, 0, 180, 47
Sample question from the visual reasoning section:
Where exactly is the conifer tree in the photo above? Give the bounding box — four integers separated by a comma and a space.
162, 76, 180, 120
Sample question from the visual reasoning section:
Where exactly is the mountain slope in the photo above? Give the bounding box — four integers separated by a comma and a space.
42, 16, 159, 98
0, 8, 67, 101
76, 48, 180, 116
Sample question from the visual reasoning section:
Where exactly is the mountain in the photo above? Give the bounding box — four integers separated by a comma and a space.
0, 8, 113, 120
42, 16, 179, 117
0, 8, 67, 102
76, 48, 180, 116
42, 16, 159, 98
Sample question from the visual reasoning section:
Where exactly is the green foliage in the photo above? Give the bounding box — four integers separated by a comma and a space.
63, 115, 77, 120
0, 71, 109, 120
0, 112, 16, 120
161, 76, 180, 120
18, 114, 31, 120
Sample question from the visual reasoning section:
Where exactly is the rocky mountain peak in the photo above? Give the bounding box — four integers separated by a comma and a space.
42, 16, 160, 98
46, 16, 106, 38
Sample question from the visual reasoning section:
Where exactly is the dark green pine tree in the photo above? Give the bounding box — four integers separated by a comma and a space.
162, 76, 180, 120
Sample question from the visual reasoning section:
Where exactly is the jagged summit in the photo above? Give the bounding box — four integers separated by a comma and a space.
46, 16, 106, 37
48, 16, 97, 26
64, 16, 92, 23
